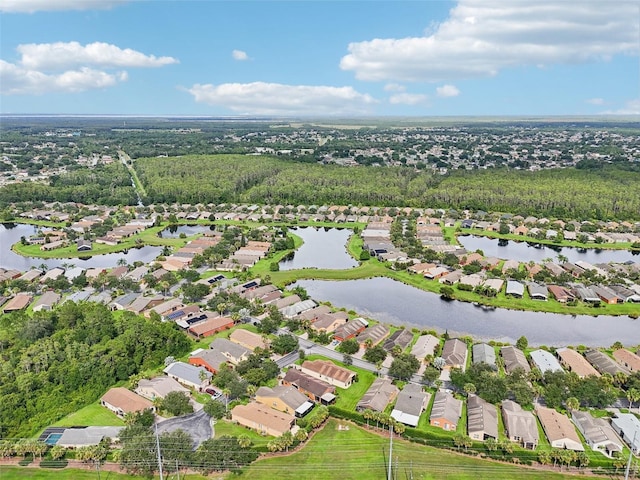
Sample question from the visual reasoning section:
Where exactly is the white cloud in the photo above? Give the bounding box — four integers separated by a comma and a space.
603, 99, 640, 115
389, 93, 429, 105
232, 50, 249, 61
18, 42, 178, 70
436, 84, 460, 98
340, 1, 638, 82
0, 60, 126, 94
0, 0, 127, 13
1, 41, 177, 95
186, 82, 377, 115
586, 97, 605, 105
384, 83, 406, 92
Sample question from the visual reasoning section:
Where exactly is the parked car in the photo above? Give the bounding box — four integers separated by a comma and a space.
205, 387, 222, 399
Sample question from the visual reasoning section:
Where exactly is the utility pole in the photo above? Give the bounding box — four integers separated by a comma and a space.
387, 422, 393, 480
625, 431, 637, 480
175, 459, 180, 480
155, 423, 164, 480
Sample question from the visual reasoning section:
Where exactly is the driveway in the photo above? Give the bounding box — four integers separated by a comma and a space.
155, 409, 212, 447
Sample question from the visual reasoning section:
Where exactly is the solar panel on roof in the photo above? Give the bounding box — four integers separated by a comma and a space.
165, 309, 186, 320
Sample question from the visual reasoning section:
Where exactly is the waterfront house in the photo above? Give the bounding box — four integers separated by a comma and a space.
501, 346, 530, 373
529, 349, 564, 374
555, 348, 600, 378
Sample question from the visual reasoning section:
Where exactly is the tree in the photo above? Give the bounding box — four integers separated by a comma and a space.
463, 383, 477, 395
422, 366, 440, 385
204, 399, 226, 419
196, 435, 258, 474
363, 344, 387, 364
343, 354, 353, 366
359, 250, 370, 261
49, 445, 66, 460
432, 356, 446, 370
485, 437, 498, 452
388, 353, 420, 381
516, 336, 528, 351
440, 286, 455, 300
338, 338, 360, 355
565, 397, 580, 412
627, 387, 640, 411
271, 334, 299, 355
161, 391, 194, 416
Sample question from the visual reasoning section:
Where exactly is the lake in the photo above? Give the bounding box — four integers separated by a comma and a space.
0, 223, 162, 270
280, 227, 359, 270
458, 235, 636, 264
294, 277, 640, 347
159, 225, 213, 238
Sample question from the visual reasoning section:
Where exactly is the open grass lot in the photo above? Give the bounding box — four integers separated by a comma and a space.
0, 466, 208, 479
233, 419, 595, 480
50, 401, 124, 428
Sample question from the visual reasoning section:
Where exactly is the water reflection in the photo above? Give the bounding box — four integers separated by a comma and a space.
280, 227, 359, 270
294, 277, 640, 347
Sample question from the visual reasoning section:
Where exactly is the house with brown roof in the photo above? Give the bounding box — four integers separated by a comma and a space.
356, 378, 399, 413
333, 318, 367, 342
430, 391, 462, 431
2, 293, 32, 314
501, 346, 530, 373
188, 348, 230, 374
101, 387, 154, 417
356, 323, 390, 347
231, 402, 295, 437
188, 316, 234, 338
229, 328, 269, 351
311, 312, 349, 334
467, 394, 498, 441
502, 400, 538, 449
281, 368, 336, 405
255, 385, 314, 417
295, 360, 356, 389
296, 305, 332, 323
613, 349, 640, 372
32, 291, 61, 312
547, 285, 575, 303
555, 348, 600, 378
136, 377, 190, 401
442, 338, 469, 371
209, 338, 251, 365
536, 405, 584, 451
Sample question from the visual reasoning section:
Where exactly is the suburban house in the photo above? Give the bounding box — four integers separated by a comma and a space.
188, 316, 234, 338
281, 299, 317, 318
612, 349, 640, 372
501, 346, 531, 373
529, 349, 564, 374
355, 323, 390, 347
429, 391, 462, 431
135, 376, 190, 401
255, 385, 314, 418
527, 282, 549, 301
2, 293, 33, 314
411, 334, 440, 361
572, 410, 623, 458
32, 291, 61, 312
163, 361, 212, 391
294, 360, 356, 389
467, 394, 498, 441
229, 328, 269, 351
442, 338, 469, 371
505, 280, 525, 298
281, 368, 336, 405
391, 383, 429, 428
311, 312, 349, 334
356, 377, 399, 413
231, 402, 295, 437
101, 387, 154, 417
109, 293, 138, 311
209, 338, 251, 365
188, 349, 230, 374
383, 329, 414, 353
555, 348, 600, 378
296, 305, 332, 323
333, 318, 367, 342
472, 343, 497, 369
56, 426, 123, 449
612, 413, 640, 455
501, 400, 539, 449
536, 405, 584, 451
592, 285, 621, 304
547, 285, 575, 303
585, 349, 630, 376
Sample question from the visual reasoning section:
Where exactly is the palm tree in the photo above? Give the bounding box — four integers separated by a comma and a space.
237, 435, 252, 449
627, 388, 640, 411
565, 397, 580, 412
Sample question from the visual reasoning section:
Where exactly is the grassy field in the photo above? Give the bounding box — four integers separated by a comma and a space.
233, 419, 595, 480
50, 401, 124, 428
0, 466, 208, 479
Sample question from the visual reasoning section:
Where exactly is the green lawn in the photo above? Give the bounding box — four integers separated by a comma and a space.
213, 418, 273, 448
232, 419, 593, 480
0, 466, 208, 479
51, 401, 124, 428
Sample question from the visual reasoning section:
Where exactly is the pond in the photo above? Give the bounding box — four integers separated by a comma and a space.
0, 223, 162, 271
280, 227, 359, 270
458, 235, 636, 265
158, 224, 213, 238
293, 277, 640, 347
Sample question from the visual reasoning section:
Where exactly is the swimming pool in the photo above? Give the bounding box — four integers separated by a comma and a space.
44, 433, 62, 445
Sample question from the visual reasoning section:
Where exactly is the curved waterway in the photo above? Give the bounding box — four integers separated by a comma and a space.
0, 223, 162, 270
294, 277, 640, 347
458, 235, 636, 264
280, 227, 359, 270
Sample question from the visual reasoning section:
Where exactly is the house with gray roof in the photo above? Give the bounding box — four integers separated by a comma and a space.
612, 413, 640, 455
472, 343, 497, 369
442, 338, 468, 371
163, 361, 211, 391
109, 293, 138, 311
383, 328, 414, 353
391, 383, 429, 427
356, 377, 399, 413
209, 337, 251, 365
502, 400, 538, 449
65, 288, 94, 303
136, 376, 190, 401
572, 410, 623, 458
281, 299, 317, 318
255, 385, 314, 418
527, 282, 548, 300
56, 426, 124, 449
467, 394, 498, 441
501, 346, 530, 373
32, 291, 61, 312
430, 391, 462, 431
572, 285, 601, 304
584, 349, 630, 376
411, 334, 440, 361
505, 280, 525, 298
609, 285, 640, 303
530, 349, 564, 374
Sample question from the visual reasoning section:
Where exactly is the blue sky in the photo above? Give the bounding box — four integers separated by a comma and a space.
0, 0, 638, 116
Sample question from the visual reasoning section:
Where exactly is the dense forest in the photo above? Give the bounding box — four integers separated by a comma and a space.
0, 163, 137, 207
0, 302, 191, 437
134, 155, 640, 220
